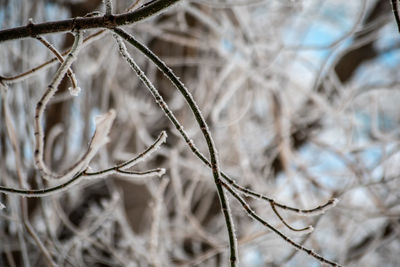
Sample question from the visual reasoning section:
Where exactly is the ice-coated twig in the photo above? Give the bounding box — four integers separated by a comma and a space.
35, 36, 80, 96
33, 32, 124, 184
0, 130, 166, 197
84, 131, 167, 179
36, 105, 115, 183
0, 172, 85, 197
0, 0, 143, 84
227, 181, 339, 216
83, 168, 165, 180
1, 31, 105, 84
34, 30, 84, 181
111, 31, 338, 211
220, 180, 343, 267
270, 202, 313, 234
113, 30, 238, 266
90, 110, 116, 149
115, 168, 166, 178
116, 130, 167, 169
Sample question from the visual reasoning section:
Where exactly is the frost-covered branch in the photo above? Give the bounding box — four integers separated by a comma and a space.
0, 0, 182, 42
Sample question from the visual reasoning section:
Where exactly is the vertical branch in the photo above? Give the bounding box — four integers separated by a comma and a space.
113, 32, 238, 266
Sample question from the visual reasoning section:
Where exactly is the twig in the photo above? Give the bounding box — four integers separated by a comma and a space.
35, 36, 79, 92
221, 180, 343, 267
270, 202, 313, 233
0, 130, 166, 197
34, 31, 84, 181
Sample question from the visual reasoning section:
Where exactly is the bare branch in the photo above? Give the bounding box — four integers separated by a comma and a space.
0, 0, 182, 42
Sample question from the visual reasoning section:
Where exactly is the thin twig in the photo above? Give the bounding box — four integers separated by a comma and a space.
34, 30, 84, 181
221, 180, 342, 267
270, 202, 313, 233
0, 130, 166, 197
1, 30, 105, 83
84, 131, 167, 178
35, 36, 78, 90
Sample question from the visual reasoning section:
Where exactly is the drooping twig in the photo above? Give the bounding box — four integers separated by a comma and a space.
35, 36, 79, 92
270, 202, 313, 233
33, 31, 148, 183
221, 180, 343, 267
0, 130, 166, 197
1, 30, 105, 84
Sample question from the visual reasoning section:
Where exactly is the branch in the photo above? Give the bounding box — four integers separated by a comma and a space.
0, 130, 166, 197
391, 0, 400, 33
112, 31, 238, 266
0, 0, 182, 42
1, 0, 143, 83
221, 180, 342, 267
35, 36, 79, 92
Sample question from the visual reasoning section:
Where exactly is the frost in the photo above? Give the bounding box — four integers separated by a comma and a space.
68, 86, 81, 96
